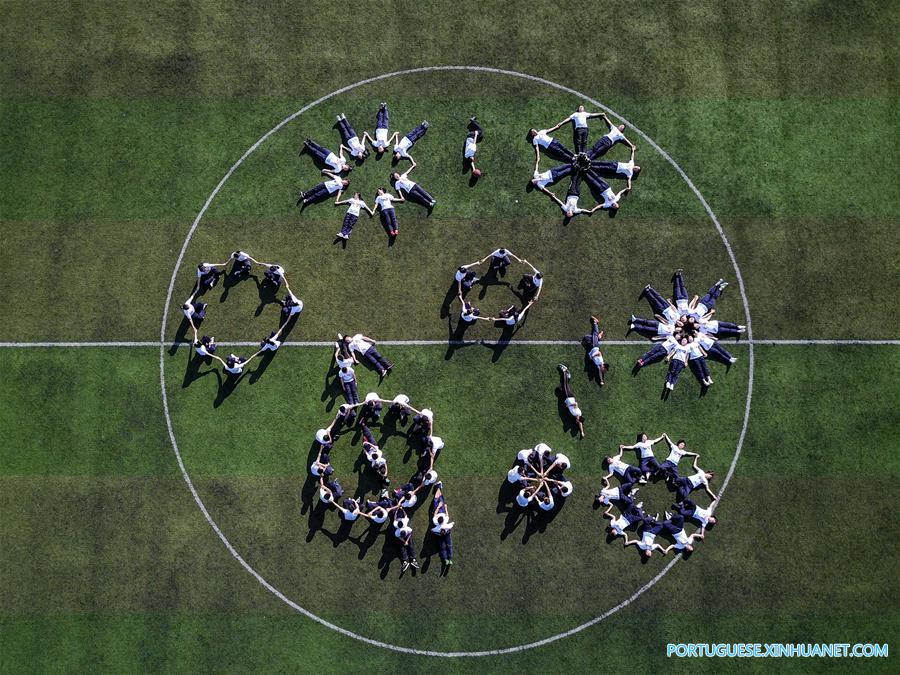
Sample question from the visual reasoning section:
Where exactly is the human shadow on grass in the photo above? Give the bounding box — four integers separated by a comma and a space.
444, 315, 478, 360
440, 279, 459, 320
484, 322, 519, 363
251, 275, 281, 317
169, 316, 195, 356
213, 370, 246, 408
247, 349, 276, 385
476, 267, 510, 301
555, 386, 582, 437
218, 269, 256, 304
497, 479, 563, 544
182, 350, 218, 388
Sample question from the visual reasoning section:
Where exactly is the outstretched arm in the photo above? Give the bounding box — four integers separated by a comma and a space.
533, 146, 541, 172
629, 145, 636, 164
406, 157, 417, 173
334, 190, 348, 205
388, 132, 399, 146
576, 419, 585, 438
704, 484, 718, 501
362, 131, 374, 145
692, 455, 702, 473
547, 190, 565, 207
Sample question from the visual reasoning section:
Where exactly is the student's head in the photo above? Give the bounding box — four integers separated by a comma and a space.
566, 208, 575, 218
632, 165, 642, 179
338, 404, 349, 415
643, 548, 653, 558
392, 151, 401, 160
706, 471, 716, 480
377, 187, 386, 195
391, 172, 400, 181
498, 248, 506, 256
577, 104, 585, 112
597, 494, 609, 505
534, 272, 543, 280
543, 496, 552, 505
603, 455, 612, 466
527, 128, 538, 141
436, 514, 447, 525
637, 432, 647, 442
680, 337, 688, 346
376, 145, 385, 155
341, 179, 350, 188
231, 251, 240, 259
676, 439, 686, 449
684, 544, 694, 553
617, 124, 625, 132
269, 265, 278, 272
353, 192, 361, 199
341, 366, 349, 374
182, 303, 190, 311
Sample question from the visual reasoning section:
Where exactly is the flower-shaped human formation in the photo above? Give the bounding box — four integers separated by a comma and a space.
527, 105, 639, 220
450, 248, 545, 339
597, 432, 718, 558
505, 443, 573, 512
309, 394, 455, 572
629, 269, 746, 397
295, 103, 436, 246
180, 250, 303, 376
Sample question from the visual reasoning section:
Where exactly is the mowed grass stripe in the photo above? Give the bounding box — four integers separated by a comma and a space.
1, 613, 896, 673
1, 476, 895, 651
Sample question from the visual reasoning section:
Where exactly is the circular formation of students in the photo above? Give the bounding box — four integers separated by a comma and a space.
506, 443, 573, 512
528, 106, 638, 219
181, 251, 303, 374
452, 248, 544, 331
309, 393, 453, 572
629, 269, 747, 396
598, 432, 718, 558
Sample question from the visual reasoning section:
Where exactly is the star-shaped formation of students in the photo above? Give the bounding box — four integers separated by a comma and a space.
527, 105, 640, 220
597, 432, 718, 558
505, 443, 573, 512
295, 103, 436, 246
308, 394, 455, 572
629, 269, 747, 397
180, 251, 302, 376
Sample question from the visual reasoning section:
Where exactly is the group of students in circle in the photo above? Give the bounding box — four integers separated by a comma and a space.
452, 247, 544, 336
598, 432, 718, 557
528, 105, 639, 219
506, 443, 573, 512
181, 251, 303, 376
295, 103, 485, 246
309, 391, 454, 573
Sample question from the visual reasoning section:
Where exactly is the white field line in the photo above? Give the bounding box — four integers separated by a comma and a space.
0, 339, 896, 348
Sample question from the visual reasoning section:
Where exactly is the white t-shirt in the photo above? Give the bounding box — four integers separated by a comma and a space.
375, 127, 388, 143
662, 336, 679, 354
394, 526, 412, 540
431, 521, 454, 534
517, 449, 532, 463
424, 470, 438, 485
393, 394, 410, 406
335, 354, 354, 369
664, 442, 686, 465
554, 453, 571, 469
533, 169, 553, 189
395, 175, 415, 192
611, 514, 630, 533
364, 392, 379, 404
507, 467, 524, 483
589, 346, 604, 366
421, 408, 434, 420
539, 497, 554, 511
324, 177, 343, 193
673, 528, 690, 548
601, 187, 619, 209
197, 264, 214, 278
697, 333, 716, 350
285, 293, 303, 316
182, 304, 195, 319
224, 361, 243, 374
310, 461, 326, 476
346, 197, 365, 217
657, 322, 675, 336
504, 313, 518, 326
429, 436, 444, 452
693, 504, 712, 526
464, 136, 477, 158
601, 486, 620, 500
661, 305, 680, 323
324, 152, 343, 172
635, 440, 655, 459
455, 268, 467, 282
394, 136, 413, 157
564, 396, 582, 418
561, 195, 583, 214
342, 509, 359, 521
569, 111, 590, 128
688, 342, 705, 360
532, 129, 552, 148
348, 136, 366, 157
534, 443, 551, 456
348, 334, 370, 353
516, 490, 532, 507
638, 531, 657, 551
558, 481, 573, 497
676, 297, 690, 313
233, 251, 250, 262
261, 338, 281, 352
701, 320, 719, 334
604, 125, 625, 143
320, 487, 333, 503
400, 493, 417, 508
532, 275, 544, 288
671, 346, 690, 364
195, 343, 211, 357
338, 367, 356, 383
461, 306, 477, 322
375, 194, 395, 211
369, 508, 388, 524
616, 160, 634, 178
689, 471, 708, 488
315, 428, 330, 444
610, 457, 630, 476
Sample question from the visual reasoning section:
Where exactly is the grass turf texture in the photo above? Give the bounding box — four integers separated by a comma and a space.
1, 0, 899, 671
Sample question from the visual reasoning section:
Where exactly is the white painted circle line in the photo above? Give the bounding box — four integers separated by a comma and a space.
159, 66, 754, 657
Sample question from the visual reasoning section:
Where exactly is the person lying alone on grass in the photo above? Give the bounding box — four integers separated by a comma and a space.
556, 363, 586, 437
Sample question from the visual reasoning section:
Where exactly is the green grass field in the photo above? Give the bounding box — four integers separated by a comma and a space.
1, 1, 898, 672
